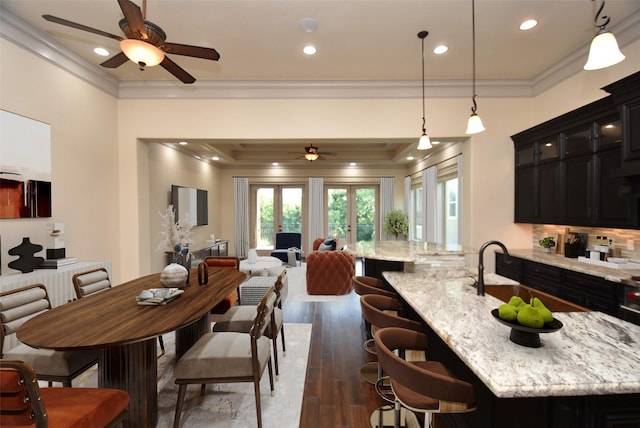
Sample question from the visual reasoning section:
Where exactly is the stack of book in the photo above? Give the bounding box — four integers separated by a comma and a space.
39, 257, 78, 269
136, 288, 184, 306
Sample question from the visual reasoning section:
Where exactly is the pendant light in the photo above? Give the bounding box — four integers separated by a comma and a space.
417, 31, 432, 150
584, 0, 625, 70
465, 0, 485, 135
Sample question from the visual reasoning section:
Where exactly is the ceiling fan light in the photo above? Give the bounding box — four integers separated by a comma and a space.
584, 30, 625, 70
417, 133, 432, 150
304, 153, 319, 161
120, 39, 164, 68
466, 113, 485, 134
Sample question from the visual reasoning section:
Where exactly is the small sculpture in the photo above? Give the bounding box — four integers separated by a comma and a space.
8, 237, 44, 273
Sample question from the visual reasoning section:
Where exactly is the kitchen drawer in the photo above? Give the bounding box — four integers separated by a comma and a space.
563, 271, 617, 300
523, 260, 563, 282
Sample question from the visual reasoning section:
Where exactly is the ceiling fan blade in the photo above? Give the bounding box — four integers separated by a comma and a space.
100, 52, 129, 68
162, 42, 220, 61
42, 15, 123, 42
118, 0, 147, 39
160, 56, 196, 84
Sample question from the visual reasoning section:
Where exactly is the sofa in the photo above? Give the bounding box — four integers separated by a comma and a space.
306, 238, 355, 295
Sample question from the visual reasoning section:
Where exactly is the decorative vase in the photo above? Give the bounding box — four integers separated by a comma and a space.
160, 263, 188, 288
247, 248, 258, 264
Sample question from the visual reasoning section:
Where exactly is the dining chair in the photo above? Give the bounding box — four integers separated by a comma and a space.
0, 284, 97, 387
0, 359, 129, 427
73, 267, 166, 355
204, 256, 242, 312
212, 269, 287, 379
374, 327, 476, 428
173, 286, 276, 428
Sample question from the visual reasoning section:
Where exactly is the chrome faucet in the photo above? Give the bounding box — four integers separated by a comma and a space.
477, 240, 511, 296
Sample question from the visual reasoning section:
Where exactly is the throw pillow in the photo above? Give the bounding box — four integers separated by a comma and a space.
319, 237, 337, 251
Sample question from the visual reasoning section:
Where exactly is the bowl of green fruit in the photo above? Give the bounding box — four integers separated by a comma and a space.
492, 295, 563, 348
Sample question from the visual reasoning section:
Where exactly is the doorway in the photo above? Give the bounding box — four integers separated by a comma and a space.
325, 185, 377, 243
251, 185, 304, 251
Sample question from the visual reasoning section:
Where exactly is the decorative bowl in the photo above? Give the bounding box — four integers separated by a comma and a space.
491, 308, 563, 348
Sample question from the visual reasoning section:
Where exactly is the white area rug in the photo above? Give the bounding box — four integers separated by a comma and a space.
285, 263, 353, 302
74, 323, 312, 428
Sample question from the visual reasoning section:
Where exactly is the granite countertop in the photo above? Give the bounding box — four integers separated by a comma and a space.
504, 249, 640, 284
345, 240, 471, 263
384, 265, 640, 398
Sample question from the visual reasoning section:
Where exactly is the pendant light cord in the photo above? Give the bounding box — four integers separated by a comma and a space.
471, 0, 478, 115
418, 31, 428, 133
593, 0, 610, 29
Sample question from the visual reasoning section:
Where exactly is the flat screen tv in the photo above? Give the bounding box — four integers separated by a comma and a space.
170, 185, 208, 226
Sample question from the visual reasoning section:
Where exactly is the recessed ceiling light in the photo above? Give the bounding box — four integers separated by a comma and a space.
303, 45, 317, 55
93, 47, 110, 56
350, 162, 357, 166
211, 156, 219, 161
519, 19, 538, 31
406, 156, 415, 161
178, 141, 188, 145
433, 45, 448, 55
272, 162, 279, 166
431, 140, 440, 145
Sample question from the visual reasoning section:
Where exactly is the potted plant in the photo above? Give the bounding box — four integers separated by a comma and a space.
384, 209, 409, 240
538, 236, 556, 253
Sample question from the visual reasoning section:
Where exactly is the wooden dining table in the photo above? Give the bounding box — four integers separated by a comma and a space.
17, 266, 246, 428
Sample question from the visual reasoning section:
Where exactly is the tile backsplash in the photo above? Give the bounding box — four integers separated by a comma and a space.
533, 225, 640, 262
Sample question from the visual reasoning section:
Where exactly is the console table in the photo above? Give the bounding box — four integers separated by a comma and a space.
165, 240, 229, 265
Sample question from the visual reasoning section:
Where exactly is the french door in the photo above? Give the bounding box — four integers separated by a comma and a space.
325, 185, 377, 243
250, 185, 304, 251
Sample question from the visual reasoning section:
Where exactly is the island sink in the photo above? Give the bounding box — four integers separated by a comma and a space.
483, 283, 588, 313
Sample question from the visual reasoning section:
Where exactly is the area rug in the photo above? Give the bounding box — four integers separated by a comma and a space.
285, 263, 353, 302
73, 323, 312, 428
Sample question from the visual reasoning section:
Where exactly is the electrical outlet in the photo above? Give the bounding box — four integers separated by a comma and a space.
627, 239, 635, 251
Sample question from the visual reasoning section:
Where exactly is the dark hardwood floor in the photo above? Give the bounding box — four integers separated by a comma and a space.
283, 291, 448, 428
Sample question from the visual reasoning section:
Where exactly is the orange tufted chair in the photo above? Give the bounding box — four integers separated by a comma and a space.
306, 241, 355, 295
204, 256, 243, 313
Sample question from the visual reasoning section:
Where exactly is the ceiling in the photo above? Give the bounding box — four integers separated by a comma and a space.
2, 0, 640, 167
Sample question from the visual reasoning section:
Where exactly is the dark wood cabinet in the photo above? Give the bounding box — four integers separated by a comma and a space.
512, 75, 639, 228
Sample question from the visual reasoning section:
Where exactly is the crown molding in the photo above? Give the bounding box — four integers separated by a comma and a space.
2, 5, 638, 101
0, 6, 119, 97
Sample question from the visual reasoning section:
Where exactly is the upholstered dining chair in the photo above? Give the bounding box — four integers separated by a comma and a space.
73, 267, 166, 355
204, 256, 242, 312
212, 269, 287, 379
173, 286, 276, 428
0, 359, 130, 427
0, 284, 97, 387
375, 327, 476, 428
353, 275, 399, 384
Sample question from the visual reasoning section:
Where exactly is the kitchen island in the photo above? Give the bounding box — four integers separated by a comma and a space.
384, 265, 640, 428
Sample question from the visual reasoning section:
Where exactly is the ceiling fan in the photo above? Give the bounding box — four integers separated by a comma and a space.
298, 145, 336, 162
42, 0, 220, 84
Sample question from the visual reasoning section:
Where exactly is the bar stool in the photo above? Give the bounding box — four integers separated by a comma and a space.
375, 327, 476, 428
353, 275, 398, 384
360, 294, 424, 428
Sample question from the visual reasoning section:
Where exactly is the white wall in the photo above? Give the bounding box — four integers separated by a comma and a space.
0, 39, 120, 279
2, 34, 639, 281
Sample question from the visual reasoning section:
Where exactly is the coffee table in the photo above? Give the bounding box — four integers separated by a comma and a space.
239, 255, 283, 276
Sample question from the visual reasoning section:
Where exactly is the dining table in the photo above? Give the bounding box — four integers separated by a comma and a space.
17, 266, 246, 428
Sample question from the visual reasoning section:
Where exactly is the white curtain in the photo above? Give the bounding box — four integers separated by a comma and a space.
233, 177, 249, 259
380, 177, 395, 240
404, 176, 412, 240
308, 177, 324, 248
423, 167, 437, 242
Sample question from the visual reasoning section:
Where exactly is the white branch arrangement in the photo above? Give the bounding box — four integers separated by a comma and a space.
157, 205, 194, 252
